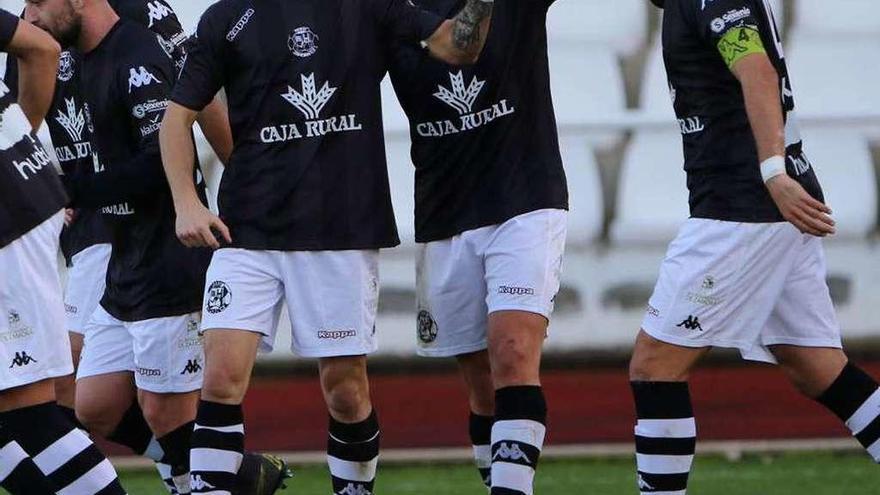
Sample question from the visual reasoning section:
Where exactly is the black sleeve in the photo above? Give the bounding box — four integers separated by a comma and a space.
0, 9, 19, 50
170, 3, 227, 111
121, 0, 190, 70
694, 0, 761, 42
65, 46, 174, 207
371, 0, 445, 42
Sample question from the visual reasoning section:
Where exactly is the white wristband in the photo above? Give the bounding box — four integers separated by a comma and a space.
760, 155, 786, 183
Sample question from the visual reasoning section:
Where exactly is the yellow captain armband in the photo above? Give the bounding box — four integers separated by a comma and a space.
716, 26, 766, 69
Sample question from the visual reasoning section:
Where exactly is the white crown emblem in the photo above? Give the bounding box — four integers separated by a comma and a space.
433, 71, 485, 115
55, 98, 85, 142
281, 73, 337, 120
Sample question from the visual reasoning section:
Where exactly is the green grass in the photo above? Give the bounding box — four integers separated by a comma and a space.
112, 452, 880, 494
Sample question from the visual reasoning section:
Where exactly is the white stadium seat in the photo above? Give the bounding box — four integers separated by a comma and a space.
787, 37, 880, 123
611, 128, 689, 245
558, 134, 604, 246
546, 0, 648, 57
639, 35, 675, 117
792, 0, 880, 38
549, 45, 627, 149
801, 129, 878, 239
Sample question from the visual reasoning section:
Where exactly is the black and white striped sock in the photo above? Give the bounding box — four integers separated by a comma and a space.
105, 402, 176, 493
158, 421, 195, 494
0, 430, 57, 494
490, 386, 546, 495
328, 410, 380, 495
631, 381, 696, 495
817, 363, 880, 461
190, 400, 244, 493
469, 412, 493, 487
0, 402, 125, 494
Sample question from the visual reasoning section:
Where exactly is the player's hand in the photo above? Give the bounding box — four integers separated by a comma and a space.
766, 174, 835, 237
175, 200, 232, 249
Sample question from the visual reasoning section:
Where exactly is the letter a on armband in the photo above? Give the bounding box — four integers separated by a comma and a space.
717, 26, 766, 69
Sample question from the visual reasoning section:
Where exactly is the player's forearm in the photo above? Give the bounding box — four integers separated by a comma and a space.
426, 0, 493, 65
195, 94, 233, 165
160, 102, 202, 211
7, 21, 60, 130
734, 55, 785, 163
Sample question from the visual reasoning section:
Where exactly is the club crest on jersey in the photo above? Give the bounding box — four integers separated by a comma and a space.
416, 71, 515, 138
57, 51, 75, 82
262, 73, 362, 143
288, 27, 319, 58
206, 281, 232, 314
128, 66, 161, 93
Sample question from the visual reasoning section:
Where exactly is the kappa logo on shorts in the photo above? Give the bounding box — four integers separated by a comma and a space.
417, 310, 438, 344
137, 367, 162, 377
318, 330, 357, 340
206, 281, 232, 314
180, 359, 202, 375
498, 285, 536, 296
676, 315, 704, 332
8, 351, 36, 368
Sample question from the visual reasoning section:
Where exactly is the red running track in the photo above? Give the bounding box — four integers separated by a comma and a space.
237, 361, 878, 452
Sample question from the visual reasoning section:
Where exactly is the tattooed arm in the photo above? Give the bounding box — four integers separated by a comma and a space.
424, 0, 493, 65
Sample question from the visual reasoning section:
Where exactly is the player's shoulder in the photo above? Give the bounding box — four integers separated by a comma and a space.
111, 21, 175, 74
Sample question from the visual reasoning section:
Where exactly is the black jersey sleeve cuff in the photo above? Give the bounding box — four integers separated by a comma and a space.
0, 11, 19, 50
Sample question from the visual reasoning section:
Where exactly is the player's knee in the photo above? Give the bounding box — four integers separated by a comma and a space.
75, 402, 119, 437
629, 349, 686, 382
201, 364, 250, 403
323, 377, 370, 421
490, 341, 537, 385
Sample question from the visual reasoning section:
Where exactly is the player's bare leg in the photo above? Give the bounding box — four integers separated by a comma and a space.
191, 329, 288, 495
485, 310, 548, 494
457, 350, 495, 487
628, 330, 709, 495
319, 355, 379, 494
54, 332, 83, 415
772, 345, 880, 461
76, 372, 137, 436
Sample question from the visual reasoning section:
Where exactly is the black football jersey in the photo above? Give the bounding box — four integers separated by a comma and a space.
661, 0, 823, 222
172, 0, 445, 251
0, 10, 67, 248
387, 0, 568, 242
68, 20, 210, 321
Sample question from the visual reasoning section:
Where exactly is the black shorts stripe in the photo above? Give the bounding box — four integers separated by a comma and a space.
637, 471, 690, 492
631, 382, 693, 419
47, 445, 106, 489
191, 428, 244, 453
328, 437, 379, 462
635, 435, 696, 456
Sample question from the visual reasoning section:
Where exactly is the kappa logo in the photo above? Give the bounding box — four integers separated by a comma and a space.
55, 98, 85, 142
493, 442, 532, 464
226, 8, 255, 41
434, 71, 485, 115
57, 51, 75, 82
637, 474, 655, 490
281, 73, 337, 120
336, 483, 372, 495
289, 27, 319, 58
189, 475, 215, 490
676, 315, 704, 332
128, 66, 161, 93
146, 1, 172, 28
206, 281, 232, 314
180, 359, 202, 375
9, 351, 36, 368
